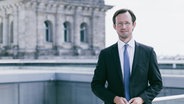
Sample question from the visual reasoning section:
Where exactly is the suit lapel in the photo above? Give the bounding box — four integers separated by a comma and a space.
131, 42, 140, 78
112, 43, 123, 81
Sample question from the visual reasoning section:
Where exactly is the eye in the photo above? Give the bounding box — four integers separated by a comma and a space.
116, 22, 130, 27
117, 23, 123, 26
124, 22, 130, 26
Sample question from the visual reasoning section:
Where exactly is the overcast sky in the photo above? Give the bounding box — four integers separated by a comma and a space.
104, 0, 184, 56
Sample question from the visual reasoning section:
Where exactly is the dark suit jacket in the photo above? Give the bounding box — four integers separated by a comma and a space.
91, 42, 163, 104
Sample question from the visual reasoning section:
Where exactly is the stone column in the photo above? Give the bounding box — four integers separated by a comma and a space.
73, 6, 82, 47
3, 13, 8, 47
13, 5, 19, 46
11, 5, 19, 58
93, 8, 106, 48
36, 2, 45, 49
56, 5, 64, 47
73, 6, 82, 55
91, 8, 100, 50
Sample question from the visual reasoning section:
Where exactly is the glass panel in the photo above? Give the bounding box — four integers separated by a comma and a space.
44, 21, 53, 42
0, 22, 3, 43
80, 23, 88, 43
10, 21, 13, 43
63, 22, 71, 42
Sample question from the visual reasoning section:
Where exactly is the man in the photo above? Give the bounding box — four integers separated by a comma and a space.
91, 8, 163, 104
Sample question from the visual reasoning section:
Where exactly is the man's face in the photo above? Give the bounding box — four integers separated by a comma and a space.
113, 12, 136, 42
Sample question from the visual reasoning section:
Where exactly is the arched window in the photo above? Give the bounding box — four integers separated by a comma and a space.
63, 22, 71, 42
0, 22, 3, 43
80, 23, 88, 43
44, 20, 53, 42
10, 21, 13, 43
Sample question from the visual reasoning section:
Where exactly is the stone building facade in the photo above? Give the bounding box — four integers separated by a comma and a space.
0, 0, 112, 59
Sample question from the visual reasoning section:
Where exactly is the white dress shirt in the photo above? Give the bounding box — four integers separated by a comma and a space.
118, 38, 135, 78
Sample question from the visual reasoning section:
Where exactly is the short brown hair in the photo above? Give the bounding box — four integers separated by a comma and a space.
112, 8, 136, 25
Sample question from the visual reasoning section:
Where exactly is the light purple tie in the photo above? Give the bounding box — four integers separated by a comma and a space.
124, 44, 130, 100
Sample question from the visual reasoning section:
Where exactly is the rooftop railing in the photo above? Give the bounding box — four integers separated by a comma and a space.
153, 94, 184, 104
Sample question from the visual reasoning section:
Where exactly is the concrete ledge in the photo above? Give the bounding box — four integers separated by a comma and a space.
0, 70, 184, 88
0, 69, 94, 83
0, 70, 55, 83
0, 59, 97, 66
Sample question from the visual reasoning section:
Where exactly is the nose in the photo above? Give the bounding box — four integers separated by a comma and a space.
121, 24, 126, 28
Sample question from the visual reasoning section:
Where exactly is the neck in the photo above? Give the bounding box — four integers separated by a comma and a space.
120, 36, 132, 43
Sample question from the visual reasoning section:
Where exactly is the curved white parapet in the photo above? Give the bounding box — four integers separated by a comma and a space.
0, 68, 94, 83
153, 94, 184, 102
0, 70, 55, 83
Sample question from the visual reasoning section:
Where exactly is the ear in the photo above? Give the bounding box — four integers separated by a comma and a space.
132, 22, 136, 31
133, 21, 136, 28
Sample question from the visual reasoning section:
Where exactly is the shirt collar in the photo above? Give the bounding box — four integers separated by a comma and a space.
118, 38, 135, 48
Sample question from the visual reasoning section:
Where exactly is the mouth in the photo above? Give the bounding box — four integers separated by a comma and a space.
120, 29, 127, 32
120, 30, 127, 33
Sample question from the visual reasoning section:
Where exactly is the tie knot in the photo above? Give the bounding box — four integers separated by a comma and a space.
124, 44, 128, 49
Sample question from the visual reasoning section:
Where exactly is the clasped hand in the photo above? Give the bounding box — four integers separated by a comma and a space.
114, 96, 144, 104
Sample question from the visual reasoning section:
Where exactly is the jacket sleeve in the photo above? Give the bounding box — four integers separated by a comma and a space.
140, 49, 163, 104
91, 50, 116, 103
